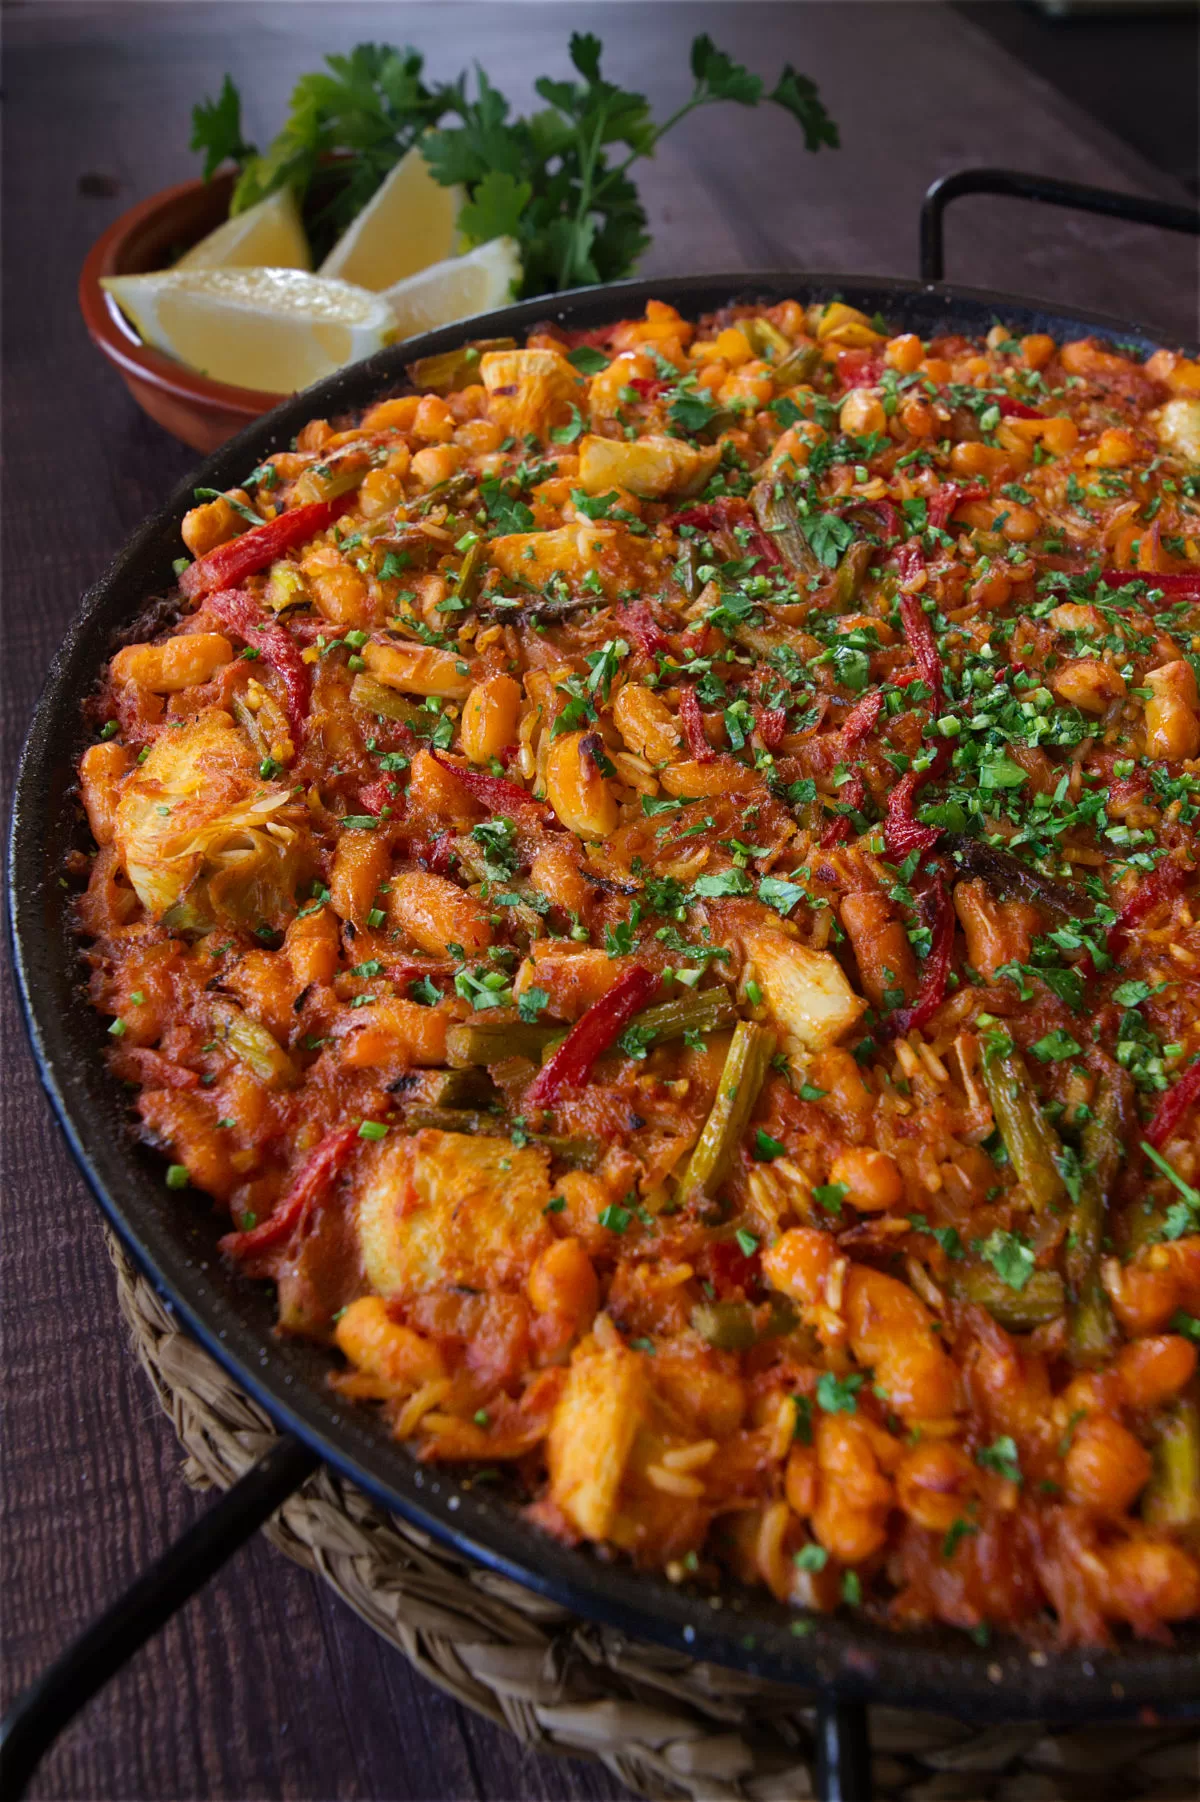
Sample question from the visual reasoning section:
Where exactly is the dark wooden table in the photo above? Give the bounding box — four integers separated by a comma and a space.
3, 6, 1196, 1797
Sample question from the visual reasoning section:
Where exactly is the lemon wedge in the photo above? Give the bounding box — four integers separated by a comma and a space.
101, 268, 394, 392
175, 187, 311, 272
319, 144, 462, 291
382, 237, 522, 339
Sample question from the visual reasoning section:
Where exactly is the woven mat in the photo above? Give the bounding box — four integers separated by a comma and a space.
106, 1235, 1197, 1802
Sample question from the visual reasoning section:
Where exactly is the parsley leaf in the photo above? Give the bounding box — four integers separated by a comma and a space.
190, 74, 256, 182
974, 1228, 1036, 1292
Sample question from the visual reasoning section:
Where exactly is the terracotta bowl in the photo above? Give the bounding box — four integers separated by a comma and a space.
78, 171, 288, 453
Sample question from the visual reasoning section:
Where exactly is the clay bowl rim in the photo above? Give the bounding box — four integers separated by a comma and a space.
77, 170, 290, 419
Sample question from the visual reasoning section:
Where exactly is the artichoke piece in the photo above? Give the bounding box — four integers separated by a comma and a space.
213, 1002, 300, 1090
406, 337, 517, 395
112, 710, 304, 927
349, 673, 426, 727
771, 344, 821, 388
691, 1296, 796, 1350
676, 1021, 774, 1208
741, 316, 791, 361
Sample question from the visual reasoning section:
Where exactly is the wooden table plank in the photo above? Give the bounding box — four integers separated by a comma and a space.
2, 6, 1195, 1798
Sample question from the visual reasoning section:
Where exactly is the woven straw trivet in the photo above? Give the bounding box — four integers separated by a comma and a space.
106, 1234, 1197, 1802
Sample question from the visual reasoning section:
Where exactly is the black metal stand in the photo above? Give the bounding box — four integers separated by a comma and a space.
816, 1698, 873, 1802
920, 165, 1200, 283
0, 1434, 318, 1800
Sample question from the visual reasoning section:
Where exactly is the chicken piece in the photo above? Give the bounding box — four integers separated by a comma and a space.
546, 1342, 650, 1541
545, 1339, 708, 1557
576, 434, 720, 501
742, 928, 866, 1057
1155, 398, 1200, 468
112, 709, 306, 927
480, 348, 581, 440
356, 1129, 553, 1301
486, 521, 618, 591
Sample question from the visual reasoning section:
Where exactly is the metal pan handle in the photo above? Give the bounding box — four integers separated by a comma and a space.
920, 166, 1200, 283
0, 1434, 318, 1798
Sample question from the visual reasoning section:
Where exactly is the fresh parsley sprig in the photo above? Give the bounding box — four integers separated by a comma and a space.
192, 34, 837, 292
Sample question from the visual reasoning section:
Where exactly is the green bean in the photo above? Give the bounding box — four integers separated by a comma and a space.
405, 338, 517, 394
751, 479, 819, 580
428, 1066, 500, 1110
956, 1266, 1066, 1331
1142, 1394, 1200, 1534
676, 1021, 773, 1208
401, 1106, 600, 1167
446, 1020, 562, 1065
625, 987, 740, 1046
675, 539, 701, 600
1066, 1069, 1126, 1365
451, 539, 485, 606
980, 1045, 1069, 1213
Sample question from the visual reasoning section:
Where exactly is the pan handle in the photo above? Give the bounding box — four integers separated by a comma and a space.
920, 166, 1200, 283
0, 1433, 318, 1799
815, 1696, 872, 1802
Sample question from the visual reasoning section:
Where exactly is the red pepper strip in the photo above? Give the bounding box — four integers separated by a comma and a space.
820, 815, 854, 848
1100, 569, 1200, 597
678, 685, 716, 761
927, 482, 988, 533
754, 704, 787, 750
430, 751, 547, 814
1146, 1058, 1200, 1151
526, 965, 658, 1108
618, 598, 670, 659
206, 589, 312, 742
358, 774, 401, 818
628, 376, 666, 400
883, 878, 954, 1038
220, 1124, 360, 1259
702, 1237, 764, 1300
996, 396, 1042, 420
180, 498, 350, 602
898, 592, 945, 711
669, 499, 783, 572
883, 771, 941, 860
840, 690, 884, 749
1107, 861, 1189, 961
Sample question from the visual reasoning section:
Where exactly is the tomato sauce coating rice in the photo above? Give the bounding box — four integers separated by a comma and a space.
75, 299, 1200, 1647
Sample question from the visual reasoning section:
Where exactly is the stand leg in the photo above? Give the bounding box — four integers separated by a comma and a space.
0, 1434, 318, 1799
815, 1696, 872, 1802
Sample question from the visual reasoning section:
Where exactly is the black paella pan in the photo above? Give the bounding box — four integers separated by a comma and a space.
7, 173, 1200, 1801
